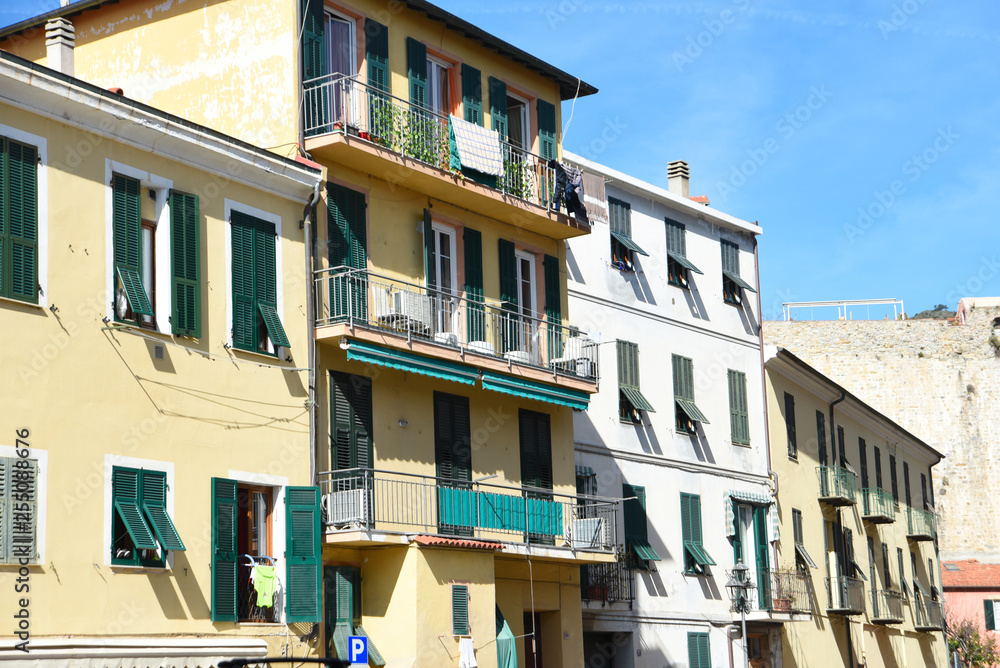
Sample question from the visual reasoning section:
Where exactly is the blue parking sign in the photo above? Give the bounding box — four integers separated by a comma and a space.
348, 635, 368, 665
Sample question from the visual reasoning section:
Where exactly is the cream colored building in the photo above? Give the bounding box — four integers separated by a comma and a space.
764, 346, 947, 668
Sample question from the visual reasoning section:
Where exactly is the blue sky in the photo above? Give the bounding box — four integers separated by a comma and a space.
4, 0, 998, 319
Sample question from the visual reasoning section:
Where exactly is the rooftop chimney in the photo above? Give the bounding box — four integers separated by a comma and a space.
667, 160, 690, 198
45, 17, 75, 77
61, 0, 72, 5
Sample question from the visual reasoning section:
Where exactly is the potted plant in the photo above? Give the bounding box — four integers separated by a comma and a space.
771, 573, 794, 612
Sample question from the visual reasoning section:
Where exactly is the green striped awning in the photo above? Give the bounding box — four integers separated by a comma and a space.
343, 340, 479, 385
480, 371, 590, 411
730, 490, 772, 505
723, 270, 756, 293
610, 231, 649, 256
621, 386, 655, 413
628, 537, 661, 562
676, 398, 710, 424
667, 251, 703, 275
576, 465, 595, 477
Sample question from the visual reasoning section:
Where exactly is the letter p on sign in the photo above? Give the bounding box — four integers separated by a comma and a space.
349, 635, 368, 665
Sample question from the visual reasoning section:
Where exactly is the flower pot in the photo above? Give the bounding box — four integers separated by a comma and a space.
772, 597, 792, 612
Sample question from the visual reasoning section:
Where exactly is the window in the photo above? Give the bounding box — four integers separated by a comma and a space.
435, 392, 472, 536
617, 341, 654, 423
497, 239, 540, 355
237, 485, 276, 622
325, 565, 386, 664
728, 371, 750, 445
211, 481, 321, 623
921, 472, 930, 510
608, 197, 647, 271
112, 174, 154, 324
681, 493, 714, 574
898, 548, 909, 598
782, 392, 796, 457
452, 585, 470, 635
673, 355, 709, 433
519, 409, 552, 492
0, 135, 39, 304
230, 208, 289, 354
331, 372, 373, 476
429, 221, 459, 335
687, 632, 711, 668
0, 455, 40, 564
575, 465, 597, 497
791, 508, 816, 570
732, 502, 768, 606
111, 466, 185, 567
890, 454, 899, 504
721, 239, 755, 304
665, 218, 702, 287
426, 56, 451, 117
623, 483, 660, 564
816, 410, 827, 466
506, 92, 530, 151
987, 600, 999, 631
461, 64, 482, 125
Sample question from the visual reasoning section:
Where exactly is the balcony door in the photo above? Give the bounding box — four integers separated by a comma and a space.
733, 503, 769, 609
325, 12, 357, 126
431, 223, 459, 338
515, 251, 538, 359
434, 392, 473, 536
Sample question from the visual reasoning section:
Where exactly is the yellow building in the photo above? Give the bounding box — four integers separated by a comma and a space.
764, 347, 948, 668
1, 1, 612, 666
0, 48, 325, 665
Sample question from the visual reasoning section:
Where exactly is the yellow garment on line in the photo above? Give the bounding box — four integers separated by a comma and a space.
252, 565, 276, 608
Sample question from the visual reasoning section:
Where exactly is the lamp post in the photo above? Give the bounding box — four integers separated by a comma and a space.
726, 560, 756, 668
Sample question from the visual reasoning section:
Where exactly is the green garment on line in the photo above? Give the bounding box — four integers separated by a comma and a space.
252, 565, 277, 608
496, 605, 516, 668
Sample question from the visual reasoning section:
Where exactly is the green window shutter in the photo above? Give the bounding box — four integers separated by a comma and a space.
0, 139, 6, 300
608, 197, 631, 238
259, 303, 291, 349
140, 469, 185, 551
112, 466, 158, 551
231, 214, 256, 350
452, 585, 470, 635
537, 99, 556, 161
497, 239, 517, 307
423, 208, 435, 288
904, 462, 911, 506
784, 392, 796, 456
617, 341, 639, 389
721, 239, 739, 274
325, 565, 358, 658
986, 600, 995, 631
543, 254, 560, 322
792, 509, 803, 544
519, 410, 552, 491
365, 19, 389, 93
461, 64, 482, 126
688, 633, 709, 668
211, 477, 238, 622
874, 446, 883, 489
488, 76, 508, 138
327, 182, 368, 270
301, 0, 325, 82
699, 634, 711, 668
732, 502, 744, 564
680, 493, 692, 544
7, 140, 38, 303
406, 37, 428, 109
286, 486, 322, 622
112, 174, 153, 316
623, 484, 648, 542
890, 455, 899, 502
859, 438, 869, 488
691, 494, 703, 545
170, 190, 200, 337
253, 219, 277, 308
435, 392, 472, 484
672, 355, 693, 400
331, 372, 373, 471
0, 458, 8, 563
463, 227, 485, 341
816, 411, 827, 465
665, 218, 685, 255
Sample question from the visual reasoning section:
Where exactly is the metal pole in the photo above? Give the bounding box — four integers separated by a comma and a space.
741, 604, 749, 668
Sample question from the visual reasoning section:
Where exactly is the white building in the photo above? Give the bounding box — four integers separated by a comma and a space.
564, 153, 790, 668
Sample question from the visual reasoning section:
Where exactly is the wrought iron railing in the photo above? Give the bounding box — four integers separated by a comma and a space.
581, 546, 634, 604
315, 267, 599, 382
318, 468, 617, 553
862, 487, 896, 522
766, 569, 813, 614
825, 575, 865, 614
303, 74, 557, 209
871, 589, 904, 623
914, 596, 943, 631
817, 465, 857, 504
238, 558, 280, 623
907, 507, 936, 539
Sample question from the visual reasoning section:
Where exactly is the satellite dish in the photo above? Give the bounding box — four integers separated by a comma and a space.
115, 288, 128, 319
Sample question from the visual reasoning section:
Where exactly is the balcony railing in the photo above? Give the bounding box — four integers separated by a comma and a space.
315, 267, 599, 382
862, 487, 896, 523
303, 74, 557, 209
826, 575, 865, 614
871, 589, 904, 623
766, 569, 813, 615
582, 547, 634, 604
914, 597, 944, 631
318, 468, 618, 554
907, 507, 936, 540
238, 558, 280, 623
817, 466, 858, 505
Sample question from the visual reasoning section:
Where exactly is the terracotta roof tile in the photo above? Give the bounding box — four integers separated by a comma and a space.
413, 534, 505, 551
941, 559, 1000, 589
689, 195, 711, 204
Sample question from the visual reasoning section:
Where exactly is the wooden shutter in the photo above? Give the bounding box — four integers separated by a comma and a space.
536, 99, 556, 161
874, 446, 883, 488
783, 392, 795, 456
903, 462, 911, 506
0, 140, 6, 300
112, 467, 157, 551
543, 254, 560, 323
170, 191, 200, 337
624, 484, 647, 542
687, 633, 700, 668
617, 341, 639, 388
327, 182, 367, 270
463, 227, 484, 340
211, 477, 238, 622
435, 392, 471, 483
488, 76, 507, 138
406, 37, 428, 109
890, 455, 899, 502
732, 502, 743, 565
519, 410, 552, 491
331, 372, 374, 473
672, 355, 693, 400
452, 585, 470, 635
698, 634, 711, 668
423, 209, 435, 288
461, 64, 482, 125
987, 600, 996, 631
286, 486, 322, 622
665, 218, 685, 255
113, 173, 142, 271
301, 0, 325, 82
920, 473, 928, 508
365, 19, 389, 93
792, 509, 803, 544
753, 505, 769, 604
497, 239, 517, 306
141, 469, 185, 551
230, 213, 257, 350
7, 140, 38, 303
859, 438, 869, 488
730, 371, 750, 445
816, 411, 827, 466
689, 494, 703, 544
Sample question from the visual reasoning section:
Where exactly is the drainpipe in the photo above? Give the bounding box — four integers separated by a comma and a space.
303, 179, 322, 483
827, 389, 849, 667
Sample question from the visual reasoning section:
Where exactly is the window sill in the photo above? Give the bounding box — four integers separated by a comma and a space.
788, 454, 799, 462
732, 441, 751, 448
238, 621, 285, 627
0, 562, 44, 570
0, 294, 43, 310
229, 345, 280, 361
110, 565, 171, 574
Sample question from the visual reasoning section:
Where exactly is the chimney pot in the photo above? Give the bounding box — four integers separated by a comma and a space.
667, 160, 690, 198
45, 17, 75, 77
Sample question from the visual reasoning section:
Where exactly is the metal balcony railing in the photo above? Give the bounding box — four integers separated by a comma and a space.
914, 597, 944, 631
862, 487, 896, 523
817, 466, 858, 505
581, 546, 634, 604
303, 74, 558, 209
766, 569, 813, 614
318, 468, 618, 554
238, 558, 280, 623
871, 589, 904, 623
315, 267, 600, 382
826, 575, 865, 614
907, 507, 936, 540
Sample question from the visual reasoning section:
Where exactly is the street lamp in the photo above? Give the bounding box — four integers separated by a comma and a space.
725, 560, 756, 668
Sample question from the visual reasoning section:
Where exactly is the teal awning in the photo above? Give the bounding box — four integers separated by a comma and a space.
610, 231, 649, 256
576, 465, 595, 477
621, 386, 655, 413
723, 270, 756, 293
480, 371, 590, 411
676, 398, 710, 424
668, 251, 703, 275
343, 340, 479, 385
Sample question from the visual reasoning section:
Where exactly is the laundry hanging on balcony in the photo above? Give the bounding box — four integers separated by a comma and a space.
250, 564, 277, 608
550, 161, 588, 223
582, 171, 608, 224
458, 637, 478, 668
449, 115, 504, 182
495, 606, 517, 668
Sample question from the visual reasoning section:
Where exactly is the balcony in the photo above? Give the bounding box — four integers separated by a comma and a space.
862, 487, 896, 523
826, 576, 865, 614
315, 268, 600, 393
870, 589, 904, 624
318, 468, 618, 560
914, 597, 944, 631
582, 547, 634, 605
764, 569, 813, 615
817, 466, 858, 506
907, 508, 936, 541
303, 75, 586, 240
238, 558, 280, 623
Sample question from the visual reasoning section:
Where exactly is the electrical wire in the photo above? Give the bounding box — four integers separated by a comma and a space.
561, 77, 582, 142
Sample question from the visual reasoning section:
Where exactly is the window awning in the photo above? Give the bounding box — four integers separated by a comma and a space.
795, 543, 818, 569
676, 398, 710, 424
684, 540, 716, 566
116, 266, 154, 316
729, 490, 771, 505
723, 270, 756, 293
610, 231, 649, 256
628, 537, 661, 562
576, 465, 595, 477
668, 251, 703, 275
113, 499, 159, 551
621, 386, 655, 413
259, 302, 290, 348
480, 371, 590, 411
142, 502, 186, 551
343, 340, 479, 386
